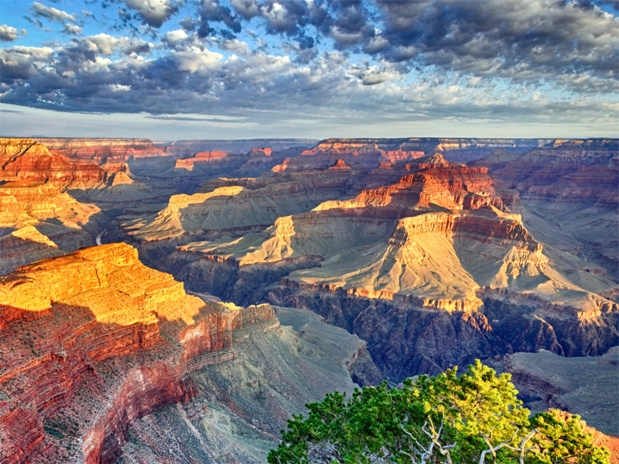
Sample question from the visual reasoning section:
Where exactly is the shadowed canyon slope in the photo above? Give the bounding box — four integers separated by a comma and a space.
0, 136, 617, 462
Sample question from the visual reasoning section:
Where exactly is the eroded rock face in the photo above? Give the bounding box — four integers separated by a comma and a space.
173, 151, 230, 171
288, 137, 552, 168
470, 139, 619, 280
2, 136, 617, 462
117, 306, 374, 463
1, 139, 132, 190
136, 152, 617, 383
0, 244, 278, 463
34, 138, 168, 163
0, 226, 63, 276
0, 180, 101, 266
163, 139, 317, 157
121, 163, 364, 244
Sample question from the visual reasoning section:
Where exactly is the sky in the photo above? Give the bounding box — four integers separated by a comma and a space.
0, 0, 617, 140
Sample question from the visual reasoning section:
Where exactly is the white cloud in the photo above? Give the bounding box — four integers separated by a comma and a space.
124, 0, 179, 27
164, 29, 188, 45
0, 25, 20, 42
171, 47, 223, 73
62, 23, 83, 36
31, 2, 77, 23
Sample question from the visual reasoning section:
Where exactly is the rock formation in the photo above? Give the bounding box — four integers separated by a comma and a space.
1, 136, 617, 462
163, 139, 317, 157
121, 162, 365, 244
1, 139, 134, 191
0, 244, 369, 463
174, 151, 230, 171
290, 137, 552, 168
34, 138, 169, 163
0, 226, 63, 276
125, 152, 617, 382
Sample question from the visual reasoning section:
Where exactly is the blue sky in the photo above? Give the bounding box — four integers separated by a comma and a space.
0, 0, 617, 140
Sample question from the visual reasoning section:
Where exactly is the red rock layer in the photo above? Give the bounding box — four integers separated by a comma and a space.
174, 151, 230, 170
293, 137, 552, 166
34, 138, 168, 163
313, 155, 513, 218
0, 138, 131, 190
0, 244, 275, 464
471, 139, 618, 209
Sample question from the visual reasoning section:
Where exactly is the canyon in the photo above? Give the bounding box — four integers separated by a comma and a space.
0, 136, 617, 463
0, 244, 370, 463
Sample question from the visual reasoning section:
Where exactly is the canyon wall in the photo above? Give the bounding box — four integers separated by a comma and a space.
0, 243, 367, 463
1, 136, 617, 461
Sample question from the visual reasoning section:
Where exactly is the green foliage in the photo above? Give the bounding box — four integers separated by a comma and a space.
267, 360, 610, 464
529, 409, 611, 464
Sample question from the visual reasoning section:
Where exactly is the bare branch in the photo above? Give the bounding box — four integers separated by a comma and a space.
478, 429, 519, 464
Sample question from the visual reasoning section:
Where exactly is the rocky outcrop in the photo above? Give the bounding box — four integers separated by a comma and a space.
291, 137, 552, 168
149, 152, 617, 384
122, 164, 364, 244
0, 244, 371, 463
471, 139, 619, 280
34, 138, 168, 163
0, 244, 277, 463
0, 181, 100, 263
265, 282, 618, 382
118, 306, 371, 463
0, 226, 63, 276
163, 139, 317, 157
173, 151, 229, 171
0, 139, 134, 191
471, 139, 618, 209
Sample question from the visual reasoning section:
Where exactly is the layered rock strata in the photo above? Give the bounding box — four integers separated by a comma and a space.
281, 137, 553, 169
505, 347, 619, 437
33, 138, 168, 163
0, 244, 275, 463
143, 154, 617, 381
1, 139, 133, 190
0, 226, 63, 275
0, 180, 101, 268
471, 139, 619, 281
121, 163, 364, 244
163, 139, 317, 157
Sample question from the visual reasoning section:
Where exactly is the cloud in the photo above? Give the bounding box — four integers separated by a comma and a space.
370, 0, 619, 86
31, 2, 77, 23
198, 0, 242, 38
164, 29, 188, 46
0, 0, 616, 136
62, 23, 83, 35
0, 25, 26, 42
147, 114, 248, 122
0, 46, 55, 82
169, 46, 223, 73
123, 0, 179, 27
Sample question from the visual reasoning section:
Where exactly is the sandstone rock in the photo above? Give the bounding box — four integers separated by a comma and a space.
471, 139, 619, 281
174, 151, 229, 171
0, 244, 371, 463
34, 138, 168, 163
146, 152, 617, 385
0, 244, 281, 463
0, 226, 63, 276
0, 139, 133, 191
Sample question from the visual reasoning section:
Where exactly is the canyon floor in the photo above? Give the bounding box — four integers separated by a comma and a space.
0, 136, 617, 463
